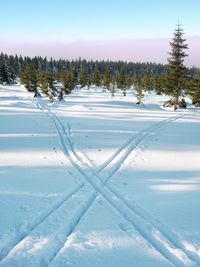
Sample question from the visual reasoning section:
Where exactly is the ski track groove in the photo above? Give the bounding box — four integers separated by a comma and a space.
70, 111, 200, 265
65, 111, 200, 265
0, 181, 84, 261
56, 111, 200, 267
38, 101, 197, 267
2, 98, 198, 267
38, 101, 199, 267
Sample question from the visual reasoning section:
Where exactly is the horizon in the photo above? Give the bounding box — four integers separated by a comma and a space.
1, 36, 200, 68
0, 0, 200, 67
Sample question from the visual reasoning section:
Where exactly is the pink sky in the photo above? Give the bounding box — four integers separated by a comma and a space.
1, 36, 200, 67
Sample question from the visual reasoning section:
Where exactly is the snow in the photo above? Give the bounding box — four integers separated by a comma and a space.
0, 85, 200, 267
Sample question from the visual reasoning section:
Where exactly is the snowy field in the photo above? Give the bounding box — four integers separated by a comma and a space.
0, 85, 200, 267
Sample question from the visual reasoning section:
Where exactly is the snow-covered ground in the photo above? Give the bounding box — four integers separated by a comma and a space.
0, 85, 200, 267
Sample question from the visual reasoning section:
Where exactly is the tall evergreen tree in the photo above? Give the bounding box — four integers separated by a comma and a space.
165, 24, 188, 109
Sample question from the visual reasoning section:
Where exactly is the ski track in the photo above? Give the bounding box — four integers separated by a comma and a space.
0, 182, 84, 261
1, 98, 199, 267
64, 114, 200, 265
36, 101, 199, 267
56, 110, 200, 267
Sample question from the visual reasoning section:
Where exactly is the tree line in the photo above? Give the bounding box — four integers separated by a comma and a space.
0, 25, 199, 107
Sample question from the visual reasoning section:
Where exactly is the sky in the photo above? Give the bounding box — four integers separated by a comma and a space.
0, 0, 200, 66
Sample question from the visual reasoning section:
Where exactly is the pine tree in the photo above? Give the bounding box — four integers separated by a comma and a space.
79, 66, 88, 88
111, 76, 116, 97
91, 65, 101, 86
153, 75, 165, 95
102, 67, 111, 91
134, 76, 144, 105
60, 69, 76, 95
47, 73, 56, 97
189, 72, 200, 106
125, 74, 133, 89
116, 69, 127, 96
165, 24, 188, 109
38, 71, 49, 96
142, 73, 153, 92
0, 53, 11, 84
20, 66, 39, 95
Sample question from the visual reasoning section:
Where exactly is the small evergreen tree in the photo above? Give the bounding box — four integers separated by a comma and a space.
189, 72, 200, 106
0, 53, 12, 84
142, 73, 153, 92
20, 66, 38, 95
102, 67, 111, 91
153, 75, 165, 95
125, 74, 133, 89
38, 71, 49, 96
165, 24, 188, 109
116, 70, 126, 96
60, 69, 76, 95
79, 66, 89, 88
91, 65, 101, 86
134, 76, 144, 105
111, 76, 116, 97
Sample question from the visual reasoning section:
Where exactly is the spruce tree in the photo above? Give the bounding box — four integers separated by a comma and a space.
38, 71, 49, 96
91, 65, 101, 86
165, 24, 188, 109
111, 76, 116, 97
189, 72, 200, 106
153, 75, 165, 95
102, 67, 111, 91
79, 66, 88, 88
0, 53, 11, 84
60, 69, 76, 95
116, 70, 126, 96
134, 76, 144, 105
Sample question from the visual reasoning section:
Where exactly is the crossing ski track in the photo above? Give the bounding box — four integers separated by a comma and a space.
62, 113, 200, 266
51, 108, 200, 267
63, 117, 200, 266
0, 97, 199, 267
35, 100, 199, 267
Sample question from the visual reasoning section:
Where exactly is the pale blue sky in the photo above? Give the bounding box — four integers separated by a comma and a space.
1, 0, 199, 41
0, 0, 199, 65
